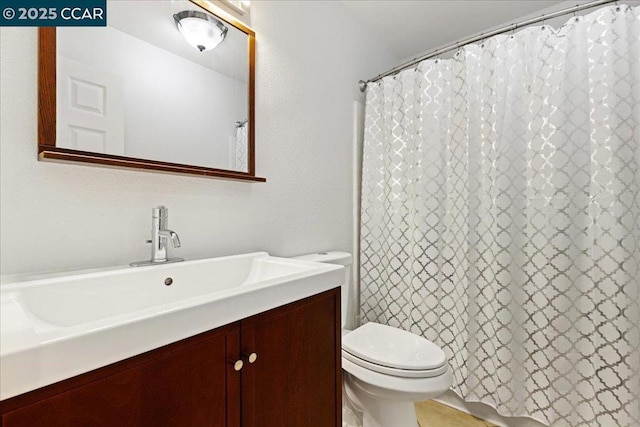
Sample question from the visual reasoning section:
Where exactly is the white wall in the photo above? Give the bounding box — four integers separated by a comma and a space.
0, 1, 397, 276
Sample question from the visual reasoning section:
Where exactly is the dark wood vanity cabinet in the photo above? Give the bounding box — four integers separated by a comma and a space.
0, 288, 341, 427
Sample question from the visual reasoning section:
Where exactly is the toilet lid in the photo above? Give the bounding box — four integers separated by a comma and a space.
342, 322, 447, 371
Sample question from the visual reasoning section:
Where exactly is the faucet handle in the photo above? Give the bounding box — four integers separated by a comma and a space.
152, 206, 167, 218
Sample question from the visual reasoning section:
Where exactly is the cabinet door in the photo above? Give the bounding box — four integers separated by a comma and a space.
1, 324, 241, 427
240, 288, 341, 427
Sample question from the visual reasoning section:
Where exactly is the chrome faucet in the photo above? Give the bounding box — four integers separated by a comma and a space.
130, 206, 184, 266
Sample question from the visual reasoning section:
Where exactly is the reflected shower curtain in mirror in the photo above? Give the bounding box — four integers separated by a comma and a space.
360, 5, 639, 426
235, 123, 248, 172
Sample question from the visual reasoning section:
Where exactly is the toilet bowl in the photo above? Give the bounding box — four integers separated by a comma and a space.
294, 252, 453, 427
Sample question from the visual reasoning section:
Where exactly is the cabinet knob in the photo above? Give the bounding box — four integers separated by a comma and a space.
247, 352, 258, 364
233, 360, 244, 371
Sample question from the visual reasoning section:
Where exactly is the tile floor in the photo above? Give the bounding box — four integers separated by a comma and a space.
415, 400, 497, 427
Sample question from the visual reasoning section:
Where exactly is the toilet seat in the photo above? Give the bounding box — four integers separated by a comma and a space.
342, 350, 449, 378
342, 322, 447, 378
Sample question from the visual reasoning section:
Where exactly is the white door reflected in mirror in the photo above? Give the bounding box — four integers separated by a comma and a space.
57, 57, 125, 156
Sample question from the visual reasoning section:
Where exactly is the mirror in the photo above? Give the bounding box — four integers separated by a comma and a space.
38, 0, 263, 182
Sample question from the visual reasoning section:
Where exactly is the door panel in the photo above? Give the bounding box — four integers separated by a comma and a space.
2, 325, 240, 427
240, 289, 341, 427
57, 57, 124, 155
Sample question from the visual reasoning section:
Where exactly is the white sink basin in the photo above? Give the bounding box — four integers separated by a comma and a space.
0, 252, 343, 400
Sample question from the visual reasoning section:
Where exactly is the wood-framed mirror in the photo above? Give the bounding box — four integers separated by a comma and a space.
38, 0, 264, 182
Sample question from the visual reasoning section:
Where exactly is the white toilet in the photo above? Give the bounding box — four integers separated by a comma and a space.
294, 252, 453, 427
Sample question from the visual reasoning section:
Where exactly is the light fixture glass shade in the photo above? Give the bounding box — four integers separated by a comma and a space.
174, 11, 228, 52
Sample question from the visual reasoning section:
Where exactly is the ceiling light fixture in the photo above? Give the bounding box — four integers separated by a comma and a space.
173, 10, 228, 52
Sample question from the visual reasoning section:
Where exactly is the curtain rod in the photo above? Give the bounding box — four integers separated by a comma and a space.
358, 0, 617, 92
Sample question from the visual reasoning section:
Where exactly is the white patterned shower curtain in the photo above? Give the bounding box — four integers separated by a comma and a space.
360, 5, 639, 426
